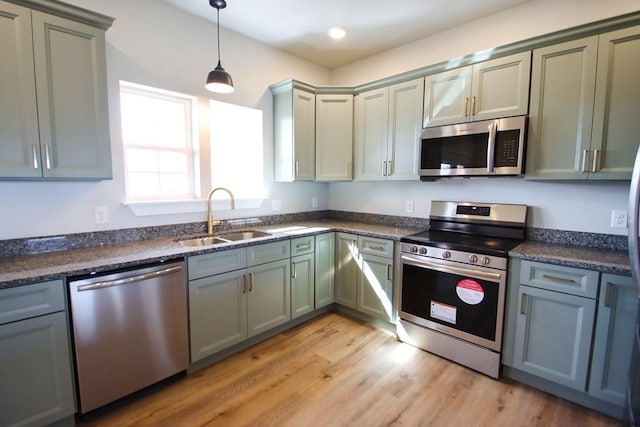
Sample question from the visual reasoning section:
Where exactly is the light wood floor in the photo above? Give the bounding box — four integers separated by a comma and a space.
78, 312, 623, 427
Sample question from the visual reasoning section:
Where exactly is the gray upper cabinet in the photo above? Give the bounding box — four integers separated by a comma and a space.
526, 26, 640, 180
272, 81, 316, 182
423, 51, 531, 127
354, 78, 424, 181
0, 0, 113, 180
315, 93, 353, 181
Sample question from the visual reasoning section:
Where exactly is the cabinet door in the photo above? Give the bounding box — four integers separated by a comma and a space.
316, 94, 353, 181
471, 51, 531, 122
315, 232, 335, 308
423, 65, 472, 127
292, 88, 315, 181
589, 274, 638, 406
354, 87, 389, 181
335, 233, 358, 309
357, 253, 393, 322
590, 26, 640, 180
526, 37, 598, 179
513, 285, 595, 390
0, 311, 76, 427
188, 270, 247, 362
291, 253, 315, 319
387, 78, 423, 181
32, 11, 111, 179
247, 259, 291, 337
0, 2, 41, 178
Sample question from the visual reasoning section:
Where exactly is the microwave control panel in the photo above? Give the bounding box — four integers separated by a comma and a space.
494, 130, 521, 167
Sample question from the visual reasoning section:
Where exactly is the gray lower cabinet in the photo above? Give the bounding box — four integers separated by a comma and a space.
505, 259, 636, 417
0, 280, 76, 427
188, 241, 291, 362
315, 233, 336, 308
335, 232, 394, 322
291, 235, 316, 319
588, 273, 638, 406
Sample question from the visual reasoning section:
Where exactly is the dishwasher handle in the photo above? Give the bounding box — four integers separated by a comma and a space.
76, 265, 183, 292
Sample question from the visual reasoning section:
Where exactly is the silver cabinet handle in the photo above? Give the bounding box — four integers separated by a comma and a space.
604, 282, 612, 308
592, 149, 600, 173
581, 150, 589, 173
382, 161, 387, 176
520, 293, 527, 315
464, 97, 469, 117
367, 244, 386, 252
386, 264, 392, 281
249, 273, 253, 292
242, 274, 247, 294
387, 160, 392, 177
77, 265, 183, 292
32, 144, 39, 169
295, 242, 312, 250
471, 96, 477, 116
295, 161, 299, 177
44, 143, 51, 169
292, 262, 297, 279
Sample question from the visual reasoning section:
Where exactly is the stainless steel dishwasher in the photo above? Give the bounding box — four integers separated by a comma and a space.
68, 260, 189, 414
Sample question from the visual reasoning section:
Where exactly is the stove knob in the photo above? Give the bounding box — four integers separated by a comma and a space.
469, 254, 478, 263
481, 256, 491, 265
442, 251, 451, 259
419, 247, 428, 255
409, 246, 418, 253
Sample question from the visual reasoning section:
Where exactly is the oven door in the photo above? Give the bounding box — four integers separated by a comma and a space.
399, 253, 507, 351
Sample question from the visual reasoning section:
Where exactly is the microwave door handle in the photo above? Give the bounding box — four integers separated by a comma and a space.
487, 121, 496, 173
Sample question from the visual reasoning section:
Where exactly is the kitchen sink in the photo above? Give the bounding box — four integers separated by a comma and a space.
177, 236, 229, 247
177, 230, 271, 247
217, 230, 271, 241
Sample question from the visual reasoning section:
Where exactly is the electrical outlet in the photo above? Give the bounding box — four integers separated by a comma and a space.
406, 200, 414, 213
611, 209, 627, 228
94, 206, 109, 224
312, 196, 318, 208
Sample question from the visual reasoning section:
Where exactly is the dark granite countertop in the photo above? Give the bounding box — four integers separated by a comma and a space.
510, 240, 631, 276
0, 220, 422, 289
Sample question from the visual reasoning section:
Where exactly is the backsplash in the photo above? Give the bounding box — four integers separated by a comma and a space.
0, 210, 627, 257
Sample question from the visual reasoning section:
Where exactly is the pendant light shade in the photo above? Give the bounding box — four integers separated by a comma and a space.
206, 0, 234, 93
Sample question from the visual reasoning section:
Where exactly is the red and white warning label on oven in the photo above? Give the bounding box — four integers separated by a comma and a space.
430, 301, 457, 324
456, 279, 484, 305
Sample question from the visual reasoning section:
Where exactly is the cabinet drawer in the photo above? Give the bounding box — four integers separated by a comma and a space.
188, 248, 247, 280
359, 236, 393, 258
0, 280, 65, 325
0, 280, 66, 325
520, 260, 599, 298
247, 240, 291, 267
291, 236, 315, 256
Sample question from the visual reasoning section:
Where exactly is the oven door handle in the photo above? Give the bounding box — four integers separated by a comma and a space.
401, 254, 503, 281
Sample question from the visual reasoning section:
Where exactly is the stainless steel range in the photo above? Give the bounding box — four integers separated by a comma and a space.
398, 201, 527, 378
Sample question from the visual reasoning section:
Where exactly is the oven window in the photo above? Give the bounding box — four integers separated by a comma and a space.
401, 263, 499, 341
420, 133, 489, 170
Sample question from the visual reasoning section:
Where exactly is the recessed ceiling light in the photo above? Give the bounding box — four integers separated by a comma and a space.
328, 27, 346, 40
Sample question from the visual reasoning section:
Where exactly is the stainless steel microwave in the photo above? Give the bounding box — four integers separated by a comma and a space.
419, 115, 527, 179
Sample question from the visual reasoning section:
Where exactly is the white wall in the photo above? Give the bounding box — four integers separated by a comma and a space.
0, 0, 331, 240
328, 0, 639, 235
1, 0, 637, 240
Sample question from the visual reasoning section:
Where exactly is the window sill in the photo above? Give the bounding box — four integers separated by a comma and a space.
124, 197, 265, 216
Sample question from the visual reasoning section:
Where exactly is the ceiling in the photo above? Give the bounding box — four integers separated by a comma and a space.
163, 0, 533, 69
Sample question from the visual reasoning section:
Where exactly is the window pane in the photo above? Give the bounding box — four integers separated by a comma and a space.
120, 81, 197, 201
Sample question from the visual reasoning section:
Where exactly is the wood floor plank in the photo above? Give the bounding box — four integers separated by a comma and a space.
77, 312, 623, 427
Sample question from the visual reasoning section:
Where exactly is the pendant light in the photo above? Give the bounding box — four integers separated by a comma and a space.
205, 0, 234, 93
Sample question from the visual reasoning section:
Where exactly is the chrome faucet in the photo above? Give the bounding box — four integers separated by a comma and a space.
207, 187, 235, 234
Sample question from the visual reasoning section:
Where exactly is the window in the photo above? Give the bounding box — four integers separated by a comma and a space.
209, 100, 265, 200
119, 82, 198, 201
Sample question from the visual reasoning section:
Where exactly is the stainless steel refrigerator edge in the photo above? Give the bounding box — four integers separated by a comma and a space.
626, 146, 640, 425
68, 261, 189, 414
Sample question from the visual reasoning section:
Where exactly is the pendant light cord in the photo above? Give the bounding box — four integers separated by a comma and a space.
216, 6, 222, 64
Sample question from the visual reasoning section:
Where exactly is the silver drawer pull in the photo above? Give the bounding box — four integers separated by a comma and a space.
542, 274, 575, 284
32, 144, 39, 169
520, 293, 527, 315
295, 242, 312, 250
367, 245, 386, 251
604, 282, 612, 308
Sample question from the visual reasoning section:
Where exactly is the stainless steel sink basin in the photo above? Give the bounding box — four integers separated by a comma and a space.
217, 230, 271, 241
177, 230, 271, 247
178, 236, 228, 247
